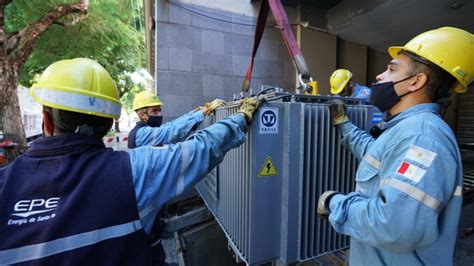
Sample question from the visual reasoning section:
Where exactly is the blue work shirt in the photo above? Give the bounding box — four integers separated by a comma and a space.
134, 110, 205, 147
351, 83, 372, 100
328, 103, 463, 265
131, 114, 247, 233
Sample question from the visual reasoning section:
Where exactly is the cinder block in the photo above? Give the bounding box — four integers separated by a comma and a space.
169, 3, 192, 25
156, 22, 170, 47
169, 48, 192, 72
202, 74, 225, 98
232, 55, 250, 77
224, 34, 253, 57
156, 71, 203, 96
232, 13, 256, 36
257, 40, 278, 60
223, 76, 245, 100
192, 52, 233, 76
252, 58, 284, 79
156, 46, 169, 70
155, 0, 169, 22
247, 78, 265, 92
191, 12, 233, 34
159, 94, 195, 118
202, 30, 224, 55
157, 23, 202, 50
158, 94, 207, 120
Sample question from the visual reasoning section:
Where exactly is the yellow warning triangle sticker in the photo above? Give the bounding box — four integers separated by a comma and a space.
258, 156, 278, 177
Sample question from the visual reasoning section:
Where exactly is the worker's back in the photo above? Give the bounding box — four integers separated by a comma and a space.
0, 134, 151, 265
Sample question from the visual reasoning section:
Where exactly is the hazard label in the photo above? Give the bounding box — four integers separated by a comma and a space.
258, 157, 278, 177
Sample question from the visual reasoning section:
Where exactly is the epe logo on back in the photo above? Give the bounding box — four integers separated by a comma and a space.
11, 197, 60, 218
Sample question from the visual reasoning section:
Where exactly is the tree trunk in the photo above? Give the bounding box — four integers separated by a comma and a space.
0, 59, 25, 162
114, 119, 121, 133
0, 1, 88, 162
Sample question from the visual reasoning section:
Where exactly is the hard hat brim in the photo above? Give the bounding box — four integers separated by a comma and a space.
132, 102, 163, 111
388, 46, 403, 59
30, 86, 121, 119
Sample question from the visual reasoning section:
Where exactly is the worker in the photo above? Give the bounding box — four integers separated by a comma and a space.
128, 91, 225, 264
330, 69, 372, 99
318, 27, 472, 265
0, 58, 262, 265
128, 90, 226, 148
330, 69, 383, 127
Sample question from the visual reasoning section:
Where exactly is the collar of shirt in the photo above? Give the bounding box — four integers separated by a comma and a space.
27, 134, 105, 156
381, 103, 441, 131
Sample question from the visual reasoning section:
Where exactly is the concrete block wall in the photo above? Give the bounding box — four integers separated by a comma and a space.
155, 0, 296, 121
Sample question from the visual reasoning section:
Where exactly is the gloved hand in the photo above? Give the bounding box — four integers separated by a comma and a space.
328, 99, 349, 126
203, 99, 226, 115
237, 97, 262, 123
317, 190, 339, 219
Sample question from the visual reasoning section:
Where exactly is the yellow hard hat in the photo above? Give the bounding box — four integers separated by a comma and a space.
388, 27, 474, 93
330, 69, 353, 95
132, 91, 163, 111
30, 58, 121, 119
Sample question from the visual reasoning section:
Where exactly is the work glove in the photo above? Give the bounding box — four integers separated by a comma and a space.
203, 99, 226, 115
328, 99, 349, 126
317, 190, 340, 219
237, 97, 262, 123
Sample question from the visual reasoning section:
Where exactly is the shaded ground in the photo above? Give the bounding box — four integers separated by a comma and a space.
455, 202, 474, 265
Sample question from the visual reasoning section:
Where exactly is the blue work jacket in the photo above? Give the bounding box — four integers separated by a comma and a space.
130, 114, 247, 233
352, 83, 372, 100
132, 110, 205, 148
328, 103, 463, 265
0, 114, 247, 264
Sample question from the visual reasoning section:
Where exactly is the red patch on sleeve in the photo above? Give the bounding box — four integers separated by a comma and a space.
397, 161, 410, 174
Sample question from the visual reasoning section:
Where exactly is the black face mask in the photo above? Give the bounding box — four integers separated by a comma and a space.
146, 115, 163, 127
370, 75, 416, 113
339, 85, 352, 97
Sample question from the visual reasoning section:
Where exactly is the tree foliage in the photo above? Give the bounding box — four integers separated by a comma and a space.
7, 0, 145, 96
121, 83, 145, 115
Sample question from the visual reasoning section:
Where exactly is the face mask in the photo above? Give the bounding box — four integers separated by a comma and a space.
370, 75, 416, 113
146, 115, 163, 127
339, 85, 351, 97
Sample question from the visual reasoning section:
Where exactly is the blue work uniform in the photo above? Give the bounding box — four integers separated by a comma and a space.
128, 110, 205, 148
127, 109, 205, 263
0, 114, 247, 265
351, 83, 372, 100
327, 103, 463, 265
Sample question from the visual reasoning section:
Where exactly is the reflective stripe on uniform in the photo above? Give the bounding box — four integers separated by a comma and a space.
31, 88, 121, 118
380, 178, 443, 213
364, 154, 381, 170
0, 220, 142, 265
177, 142, 189, 195
453, 186, 463, 196
139, 204, 156, 219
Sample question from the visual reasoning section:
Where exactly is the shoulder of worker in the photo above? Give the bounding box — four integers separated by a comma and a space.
387, 104, 454, 139
353, 82, 369, 88
363, 104, 459, 168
